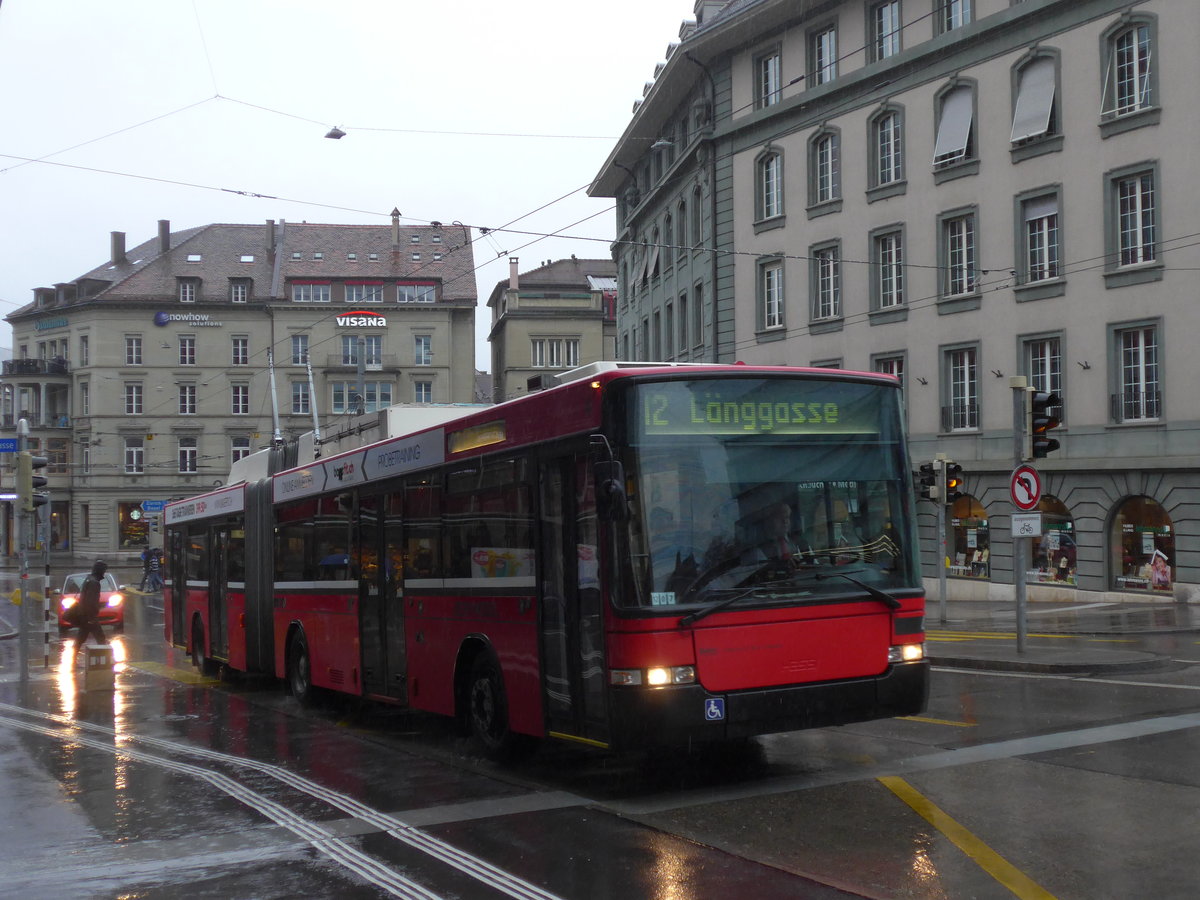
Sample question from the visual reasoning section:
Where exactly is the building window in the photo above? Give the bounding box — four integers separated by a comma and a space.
945, 346, 979, 430
125, 335, 142, 366
1101, 18, 1156, 122
230, 279, 250, 303
941, 210, 978, 298
178, 384, 197, 415
332, 382, 392, 414
678, 291, 689, 351
231, 383, 250, 415
693, 282, 704, 348
811, 244, 841, 321
1027, 496, 1076, 586
291, 282, 331, 303
760, 259, 784, 331
345, 283, 383, 303
933, 83, 975, 169
178, 437, 198, 473
872, 229, 905, 309
124, 438, 144, 474
291, 382, 310, 415
397, 283, 436, 303
676, 199, 688, 259
870, 1, 901, 62
178, 279, 198, 303
79, 335, 89, 366
808, 129, 840, 208
415, 335, 432, 366
232, 436, 251, 464
756, 150, 783, 222
531, 339, 547, 368
414, 381, 432, 403
949, 496, 989, 579
809, 24, 837, 86
80, 382, 90, 417
178, 335, 196, 366
1025, 336, 1063, 420
1113, 324, 1160, 422
1115, 170, 1155, 267
691, 187, 703, 247
291, 334, 309, 365
755, 48, 781, 109
1111, 496, 1174, 594
1011, 54, 1058, 145
870, 108, 904, 188
936, 0, 971, 34
232, 335, 249, 366
1020, 193, 1061, 284
874, 354, 905, 389
566, 338, 580, 368
124, 383, 143, 415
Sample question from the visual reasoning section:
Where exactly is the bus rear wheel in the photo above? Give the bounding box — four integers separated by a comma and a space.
191, 619, 216, 675
288, 633, 314, 705
467, 653, 530, 761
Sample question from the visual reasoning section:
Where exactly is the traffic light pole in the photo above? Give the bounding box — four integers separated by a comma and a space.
1011, 378, 1028, 653
937, 460, 948, 626
15, 420, 29, 683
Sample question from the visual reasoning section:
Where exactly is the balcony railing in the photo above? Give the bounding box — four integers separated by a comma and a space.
323, 354, 399, 370
1110, 391, 1161, 423
2, 358, 70, 376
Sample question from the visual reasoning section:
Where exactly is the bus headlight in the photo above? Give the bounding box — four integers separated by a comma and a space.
888, 643, 925, 664
610, 665, 697, 687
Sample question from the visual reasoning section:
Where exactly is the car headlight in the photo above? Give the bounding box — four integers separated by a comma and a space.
106, 594, 124, 608
61, 597, 77, 611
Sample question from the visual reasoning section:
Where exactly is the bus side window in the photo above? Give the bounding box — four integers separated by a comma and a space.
403, 476, 442, 579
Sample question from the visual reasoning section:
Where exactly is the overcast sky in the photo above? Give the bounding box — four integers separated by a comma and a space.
0, 0, 690, 367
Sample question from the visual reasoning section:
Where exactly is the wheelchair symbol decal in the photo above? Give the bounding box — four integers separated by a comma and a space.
704, 698, 726, 721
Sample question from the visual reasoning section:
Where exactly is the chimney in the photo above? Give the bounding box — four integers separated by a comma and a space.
110, 231, 127, 265
158, 219, 171, 254
390, 207, 401, 250
266, 219, 275, 249
509, 257, 520, 290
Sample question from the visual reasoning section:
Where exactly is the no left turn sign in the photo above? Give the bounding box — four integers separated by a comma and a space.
1010, 464, 1042, 510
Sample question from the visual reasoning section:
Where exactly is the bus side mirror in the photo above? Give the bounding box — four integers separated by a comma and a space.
594, 460, 628, 522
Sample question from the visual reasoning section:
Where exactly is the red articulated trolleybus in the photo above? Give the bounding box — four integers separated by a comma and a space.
164, 363, 928, 758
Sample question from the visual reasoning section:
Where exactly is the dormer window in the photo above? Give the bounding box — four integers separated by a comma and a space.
186, 254, 202, 262
240, 254, 254, 263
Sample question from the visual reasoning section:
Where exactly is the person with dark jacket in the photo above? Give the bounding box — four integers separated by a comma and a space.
73, 560, 109, 651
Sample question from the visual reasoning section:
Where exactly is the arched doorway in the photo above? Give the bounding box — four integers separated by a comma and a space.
949, 495, 989, 579
1027, 495, 1076, 585
1111, 496, 1174, 593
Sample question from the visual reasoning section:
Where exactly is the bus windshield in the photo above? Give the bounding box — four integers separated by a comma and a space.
614, 376, 919, 610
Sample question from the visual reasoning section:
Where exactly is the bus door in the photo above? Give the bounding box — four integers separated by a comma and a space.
360, 493, 406, 699
209, 526, 229, 659
538, 454, 608, 746
167, 529, 186, 646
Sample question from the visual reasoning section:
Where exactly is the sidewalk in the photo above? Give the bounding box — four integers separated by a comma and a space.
925, 598, 1197, 674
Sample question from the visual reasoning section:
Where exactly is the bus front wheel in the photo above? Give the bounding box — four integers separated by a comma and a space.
191, 619, 215, 675
467, 653, 530, 761
288, 633, 314, 705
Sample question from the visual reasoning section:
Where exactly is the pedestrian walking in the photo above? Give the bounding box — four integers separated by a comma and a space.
139, 547, 151, 590
72, 559, 109, 652
146, 549, 164, 592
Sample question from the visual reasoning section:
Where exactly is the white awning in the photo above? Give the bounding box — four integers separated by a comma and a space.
933, 86, 974, 165
1011, 57, 1056, 143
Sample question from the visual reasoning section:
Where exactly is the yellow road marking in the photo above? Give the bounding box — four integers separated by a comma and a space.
126, 660, 219, 685
900, 715, 976, 727
879, 776, 1057, 900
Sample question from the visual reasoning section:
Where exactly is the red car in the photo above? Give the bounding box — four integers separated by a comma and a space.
57, 572, 125, 633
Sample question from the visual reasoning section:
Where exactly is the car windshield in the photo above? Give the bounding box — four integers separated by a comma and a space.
64, 573, 118, 594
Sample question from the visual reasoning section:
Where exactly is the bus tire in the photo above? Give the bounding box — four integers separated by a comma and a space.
191, 618, 216, 675
467, 653, 530, 761
288, 632, 314, 705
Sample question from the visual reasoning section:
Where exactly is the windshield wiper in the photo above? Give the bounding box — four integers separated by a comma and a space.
813, 569, 901, 609
678, 586, 760, 628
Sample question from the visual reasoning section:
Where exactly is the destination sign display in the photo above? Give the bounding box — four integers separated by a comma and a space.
633, 380, 885, 437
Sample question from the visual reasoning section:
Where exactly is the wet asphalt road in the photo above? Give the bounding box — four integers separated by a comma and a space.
4, 593, 1200, 898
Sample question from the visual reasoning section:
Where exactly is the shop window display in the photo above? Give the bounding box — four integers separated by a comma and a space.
1027, 495, 1076, 585
1111, 496, 1174, 593
949, 495, 989, 579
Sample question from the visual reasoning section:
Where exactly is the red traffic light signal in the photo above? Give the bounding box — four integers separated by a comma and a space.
1027, 390, 1062, 458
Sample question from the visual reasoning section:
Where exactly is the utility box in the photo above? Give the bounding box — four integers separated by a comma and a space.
84, 644, 115, 691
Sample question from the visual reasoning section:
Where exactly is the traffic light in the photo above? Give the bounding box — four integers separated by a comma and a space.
16, 451, 49, 512
944, 462, 964, 504
1027, 389, 1062, 458
916, 462, 939, 501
